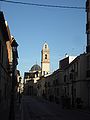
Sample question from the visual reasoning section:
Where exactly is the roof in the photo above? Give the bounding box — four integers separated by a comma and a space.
30, 64, 41, 71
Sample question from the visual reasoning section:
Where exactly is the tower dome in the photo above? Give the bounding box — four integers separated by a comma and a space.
31, 64, 41, 71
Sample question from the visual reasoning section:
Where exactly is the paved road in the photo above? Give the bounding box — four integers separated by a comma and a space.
21, 96, 90, 120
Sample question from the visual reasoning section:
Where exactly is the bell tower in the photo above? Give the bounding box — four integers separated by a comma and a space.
41, 42, 50, 76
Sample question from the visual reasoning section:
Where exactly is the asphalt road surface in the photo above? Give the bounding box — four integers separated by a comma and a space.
21, 96, 90, 120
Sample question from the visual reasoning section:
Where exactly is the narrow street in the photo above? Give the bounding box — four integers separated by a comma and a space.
19, 96, 90, 120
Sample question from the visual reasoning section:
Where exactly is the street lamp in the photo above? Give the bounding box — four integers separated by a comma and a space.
9, 37, 18, 120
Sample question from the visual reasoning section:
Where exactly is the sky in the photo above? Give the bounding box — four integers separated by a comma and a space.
0, 0, 86, 76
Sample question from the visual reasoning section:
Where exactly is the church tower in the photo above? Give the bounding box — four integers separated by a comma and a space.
41, 42, 50, 76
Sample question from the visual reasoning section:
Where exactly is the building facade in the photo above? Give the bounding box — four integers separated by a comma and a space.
59, 52, 90, 108
36, 53, 90, 108
0, 11, 12, 120
24, 64, 41, 95
0, 11, 19, 120
36, 69, 63, 103
24, 64, 41, 84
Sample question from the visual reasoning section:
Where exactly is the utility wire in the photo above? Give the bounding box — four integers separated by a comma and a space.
0, 0, 85, 10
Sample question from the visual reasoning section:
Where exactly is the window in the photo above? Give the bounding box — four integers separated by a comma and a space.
86, 70, 90, 77
64, 75, 66, 82
36, 71, 38, 77
45, 45, 47, 49
45, 54, 47, 59
70, 73, 73, 80
43, 71, 45, 75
